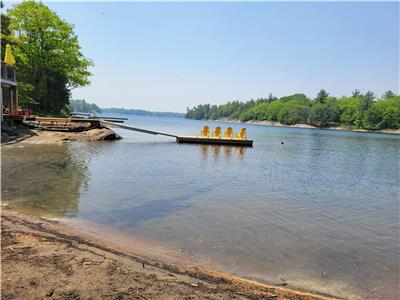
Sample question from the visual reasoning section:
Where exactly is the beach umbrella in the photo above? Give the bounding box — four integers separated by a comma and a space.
4, 44, 16, 65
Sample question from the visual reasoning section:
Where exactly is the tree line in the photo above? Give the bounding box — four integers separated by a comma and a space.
101, 107, 184, 118
1, 1, 92, 115
69, 99, 101, 114
186, 90, 400, 130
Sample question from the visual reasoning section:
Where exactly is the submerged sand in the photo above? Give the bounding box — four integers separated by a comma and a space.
1, 210, 337, 300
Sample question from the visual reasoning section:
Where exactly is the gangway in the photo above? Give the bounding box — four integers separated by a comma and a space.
100, 120, 177, 138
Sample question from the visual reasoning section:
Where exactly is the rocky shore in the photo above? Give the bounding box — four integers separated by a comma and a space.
1, 126, 121, 145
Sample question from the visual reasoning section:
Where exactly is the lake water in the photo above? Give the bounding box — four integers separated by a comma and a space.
2, 115, 399, 299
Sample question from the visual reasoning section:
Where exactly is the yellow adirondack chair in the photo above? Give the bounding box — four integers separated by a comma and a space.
212, 126, 221, 138
236, 128, 247, 139
200, 125, 210, 137
224, 127, 233, 138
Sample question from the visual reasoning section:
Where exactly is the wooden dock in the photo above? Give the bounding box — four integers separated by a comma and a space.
176, 136, 253, 147
101, 121, 253, 146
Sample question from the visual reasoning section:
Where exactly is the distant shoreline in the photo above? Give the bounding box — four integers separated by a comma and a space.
101, 108, 185, 118
211, 118, 400, 135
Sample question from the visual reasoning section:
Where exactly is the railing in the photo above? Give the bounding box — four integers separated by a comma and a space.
1, 62, 16, 83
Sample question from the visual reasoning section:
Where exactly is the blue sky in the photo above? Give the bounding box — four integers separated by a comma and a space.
32, 2, 400, 111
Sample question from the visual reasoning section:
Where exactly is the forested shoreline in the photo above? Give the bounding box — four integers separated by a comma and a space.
186, 90, 400, 130
69, 99, 101, 113
101, 107, 184, 118
67, 101, 185, 118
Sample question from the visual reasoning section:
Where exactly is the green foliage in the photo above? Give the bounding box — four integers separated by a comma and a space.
315, 89, 329, 103
336, 97, 362, 126
382, 90, 396, 99
308, 101, 337, 127
1, 9, 11, 55
6, 0, 92, 115
279, 93, 309, 103
267, 93, 277, 102
362, 91, 375, 110
186, 91, 400, 130
352, 89, 361, 97
185, 100, 254, 120
69, 99, 101, 113
363, 97, 400, 129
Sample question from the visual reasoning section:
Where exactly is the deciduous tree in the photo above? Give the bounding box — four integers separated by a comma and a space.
7, 0, 92, 114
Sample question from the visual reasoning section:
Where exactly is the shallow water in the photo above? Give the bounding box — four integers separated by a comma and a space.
2, 115, 399, 299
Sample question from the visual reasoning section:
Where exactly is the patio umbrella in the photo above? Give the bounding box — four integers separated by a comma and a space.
4, 44, 16, 65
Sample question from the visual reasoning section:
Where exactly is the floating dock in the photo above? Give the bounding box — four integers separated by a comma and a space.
176, 136, 253, 147
101, 120, 253, 147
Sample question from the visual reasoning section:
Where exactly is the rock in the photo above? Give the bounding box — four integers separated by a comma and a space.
83, 128, 122, 141
59, 128, 122, 142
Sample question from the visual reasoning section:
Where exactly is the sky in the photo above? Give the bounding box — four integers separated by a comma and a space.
14, 1, 400, 112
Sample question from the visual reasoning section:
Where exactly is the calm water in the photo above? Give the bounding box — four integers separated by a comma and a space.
2, 115, 399, 299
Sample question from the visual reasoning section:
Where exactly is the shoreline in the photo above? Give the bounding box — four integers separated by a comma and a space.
1, 127, 121, 145
1, 209, 339, 300
212, 119, 400, 135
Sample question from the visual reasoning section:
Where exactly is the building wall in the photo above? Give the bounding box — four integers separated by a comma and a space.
2, 84, 18, 115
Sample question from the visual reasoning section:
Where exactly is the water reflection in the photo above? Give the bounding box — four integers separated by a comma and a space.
1, 143, 91, 218
200, 144, 208, 160
223, 146, 232, 160
212, 145, 220, 158
199, 145, 246, 161
236, 147, 245, 158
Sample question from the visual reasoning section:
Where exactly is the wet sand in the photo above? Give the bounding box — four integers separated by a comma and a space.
1, 209, 337, 300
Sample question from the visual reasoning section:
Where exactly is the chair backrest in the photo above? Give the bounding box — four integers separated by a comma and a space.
213, 126, 221, 138
224, 127, 233, 138
200, 125, 210, 137
238, 128, 246, 139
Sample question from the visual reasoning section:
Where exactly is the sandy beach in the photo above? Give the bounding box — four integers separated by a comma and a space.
1, 209, 337, 300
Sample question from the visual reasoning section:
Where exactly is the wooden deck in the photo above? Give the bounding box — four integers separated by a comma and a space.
176, 136, 253, 147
